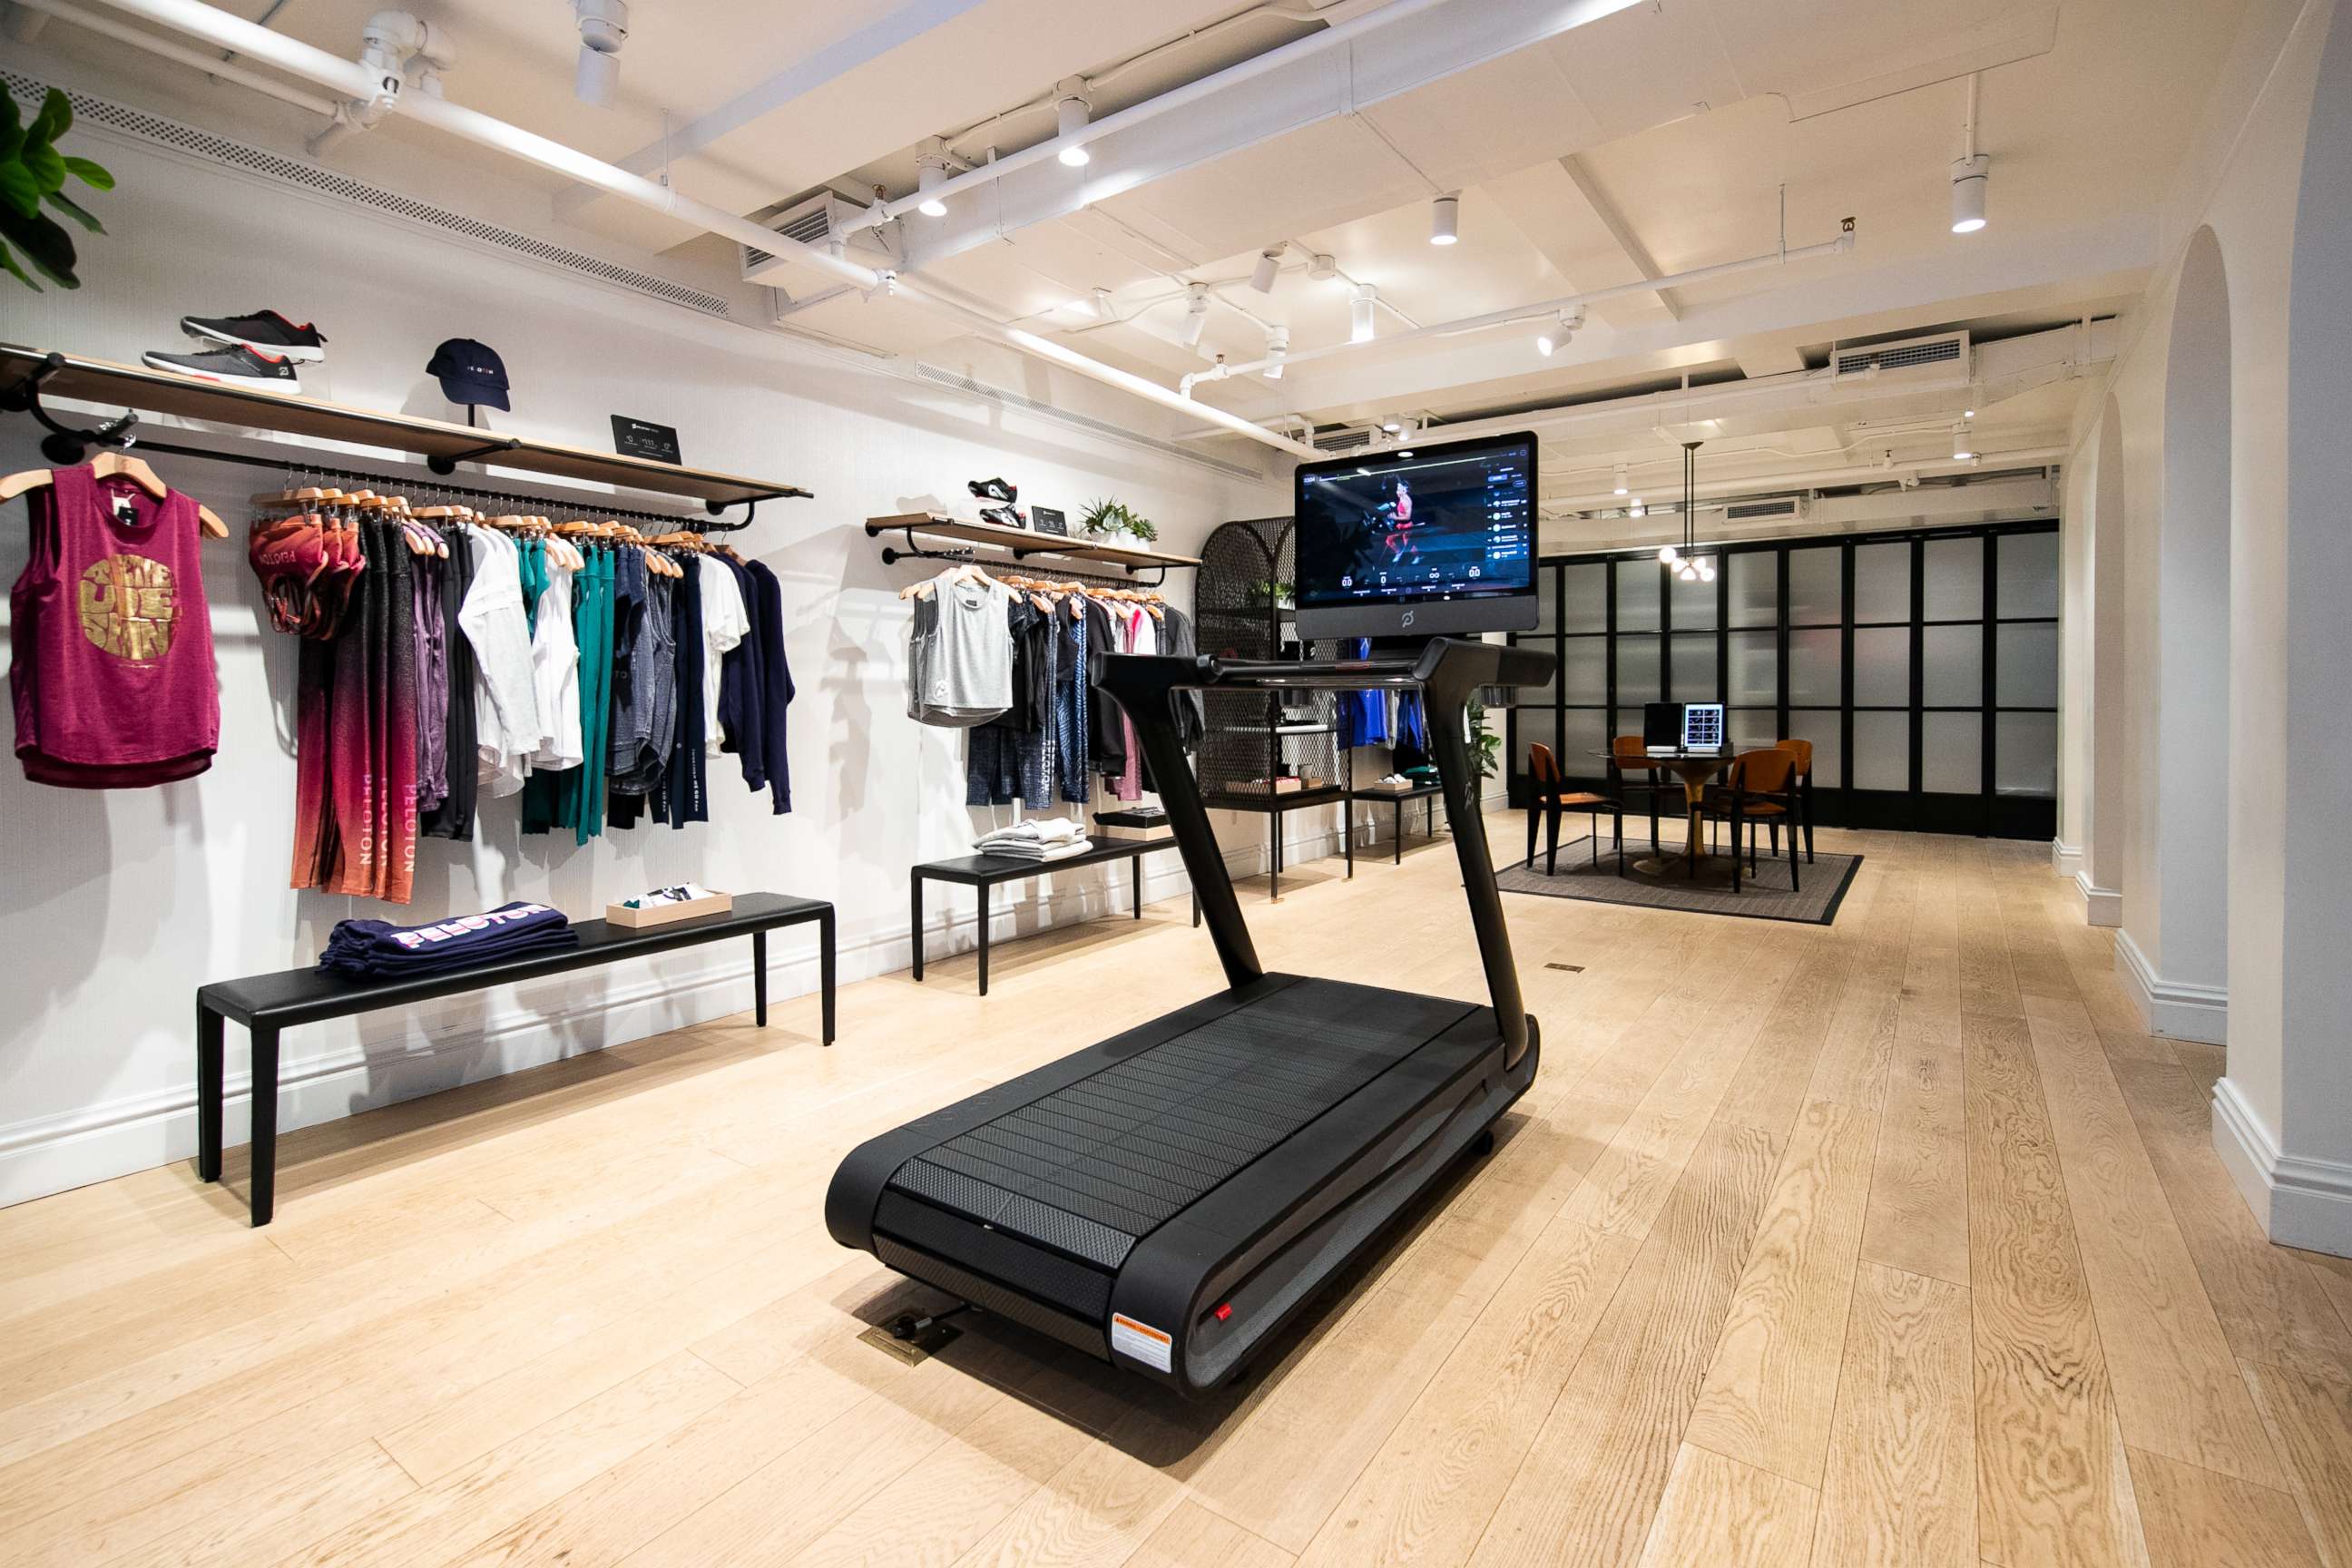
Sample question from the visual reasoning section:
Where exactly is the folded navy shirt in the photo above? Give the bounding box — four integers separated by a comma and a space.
319, 900, 578, 978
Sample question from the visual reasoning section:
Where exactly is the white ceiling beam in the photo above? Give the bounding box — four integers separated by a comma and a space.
898, 0, 1645, 271
1255, 213, 2155, 421
1483, 154, 1680, 328
552, 0, 993, 222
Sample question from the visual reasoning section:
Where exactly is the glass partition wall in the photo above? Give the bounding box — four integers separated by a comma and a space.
1506, 521, 2060, 838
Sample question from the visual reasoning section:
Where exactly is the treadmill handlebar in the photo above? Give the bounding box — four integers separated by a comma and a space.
1124, 639, 1556, 693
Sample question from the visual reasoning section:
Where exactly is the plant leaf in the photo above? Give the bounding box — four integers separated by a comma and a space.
0, 161, 38, 220
0, 204, 78, 289
0, 83, 22, 148
62, 155, 114, 191
20, 141, 64, 197
44, 188, 103, 234
29, 89, 72, 148
0, 235, 40, 292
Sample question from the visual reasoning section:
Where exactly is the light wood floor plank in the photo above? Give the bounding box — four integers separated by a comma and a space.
2240, 1359, 2352, 1567
1631, 1444, 1818, 1568
1686, 1096, 1878, 1485
2125, 1446, 2324, 1568
1812, 1262, 1976, 1568
1122, 1500, 1296, 1568
1860, 1002, 1971, 1287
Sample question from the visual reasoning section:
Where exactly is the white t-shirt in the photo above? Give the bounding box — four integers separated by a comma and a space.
527, 560, 581, 770
458, 527, 541, 798
698, 555, 748, 757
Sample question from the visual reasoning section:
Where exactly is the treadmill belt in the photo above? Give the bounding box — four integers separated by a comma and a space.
887, 978, 1475, 1269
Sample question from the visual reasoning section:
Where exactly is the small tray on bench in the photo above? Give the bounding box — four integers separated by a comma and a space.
606, 891, 735, 927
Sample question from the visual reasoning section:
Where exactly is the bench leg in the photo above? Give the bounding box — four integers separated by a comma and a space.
910, 874, 926, 983
1346, 806, 1356, 878
752, 930, 769, 1027
819, 909, 837, 1046
1395, 800, 1404, 865
976, 883, 991, 997
197, 1001, 224, 1183
1270, 819, 1281, 903
1132, 854, 1142, 918
249, 1023, 280, 1227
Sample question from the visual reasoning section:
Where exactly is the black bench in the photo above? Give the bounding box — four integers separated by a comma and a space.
1342, 783, 1446, 876
911, 837, 1196, 996
196, 892, 835, 1226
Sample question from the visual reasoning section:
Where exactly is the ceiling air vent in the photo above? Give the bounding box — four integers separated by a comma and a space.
1834, 331, 1968, 377
740, 191, 872, 281
1311, 426, 1377, 454
1725, 496, 1808, 524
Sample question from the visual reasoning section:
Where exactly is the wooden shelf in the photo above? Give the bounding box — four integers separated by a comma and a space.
1, 346, 809, 511
865, 512, 1200, 572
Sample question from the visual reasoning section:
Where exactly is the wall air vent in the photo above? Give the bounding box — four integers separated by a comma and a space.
908, 363, 1263, 483
740, 192, 873, 281
3, 70, 733, 318
1834, 331, 1969, 377
1724, 496, 1808, 524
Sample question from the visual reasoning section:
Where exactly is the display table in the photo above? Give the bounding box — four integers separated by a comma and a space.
1342, 783, 1445, 875
911, 837, 1196, 995
196, 892, 836, 1226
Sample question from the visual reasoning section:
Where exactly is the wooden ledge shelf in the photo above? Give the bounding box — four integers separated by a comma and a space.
1, 346, 809, 512
866, 512, 1200, 572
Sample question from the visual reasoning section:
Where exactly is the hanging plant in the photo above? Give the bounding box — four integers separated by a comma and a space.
1, 85, 115, 291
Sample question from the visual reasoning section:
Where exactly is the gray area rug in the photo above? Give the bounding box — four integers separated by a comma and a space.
1498, 835, 1862, 925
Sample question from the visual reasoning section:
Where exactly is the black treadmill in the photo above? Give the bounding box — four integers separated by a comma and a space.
826, 637, 1555, 1396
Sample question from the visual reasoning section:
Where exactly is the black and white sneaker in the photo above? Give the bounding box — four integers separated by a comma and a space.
978, 503, 1027, 529
178, 309, 328, 361
967, 476, 1017, 504
142, 344, 303, 393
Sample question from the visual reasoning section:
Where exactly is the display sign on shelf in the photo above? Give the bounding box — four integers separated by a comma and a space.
610, 415, 683, 465
1030, 505, 1068, 536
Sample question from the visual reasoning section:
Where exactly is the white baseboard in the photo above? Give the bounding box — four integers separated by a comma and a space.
2052, 838, 2083, 877
2073, 870, 2122, 927
2212, 1076, 2352, 1258
2114, 928, 2228, 1044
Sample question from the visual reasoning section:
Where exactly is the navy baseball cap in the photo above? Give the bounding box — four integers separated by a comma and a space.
426, 338, 510, 410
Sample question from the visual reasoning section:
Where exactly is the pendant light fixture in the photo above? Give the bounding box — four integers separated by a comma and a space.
1664, 441, 1711, 581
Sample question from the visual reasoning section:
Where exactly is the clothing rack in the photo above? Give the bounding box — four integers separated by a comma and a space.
144, 441, 744, 533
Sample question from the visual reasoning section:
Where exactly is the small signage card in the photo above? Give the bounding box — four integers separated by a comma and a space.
611, 415, 683, 465
1030, 505, 1068, 536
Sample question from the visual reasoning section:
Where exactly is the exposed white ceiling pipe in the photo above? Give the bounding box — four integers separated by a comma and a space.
1540, 445, 2065, 514
11, 0, 338, 117
838, 0, 1456, 235
307, 10, 456, 158
1185, 224, 1856, 390
62, 0, 1321, 457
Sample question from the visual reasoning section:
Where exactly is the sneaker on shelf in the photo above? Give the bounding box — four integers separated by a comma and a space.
142, 344, 302, 393
177, 309, 328, 361
977, 503, 1027, 529
966, 476, 1017, 504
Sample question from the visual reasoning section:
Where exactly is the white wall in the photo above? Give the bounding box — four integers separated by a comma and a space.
2060, 0, 2352, 1250
0, 73, 1319, 1206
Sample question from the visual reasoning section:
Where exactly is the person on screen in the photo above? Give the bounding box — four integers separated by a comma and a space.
1380, 479, 1421, 569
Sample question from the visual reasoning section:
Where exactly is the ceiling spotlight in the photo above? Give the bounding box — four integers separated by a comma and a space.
1397, 449, 1415, 458
1964, 407, 1976, 418
1055, 81, 1093, 165
1630, 499, 1646, 518
1613, 462, 1629, 496
1950, 153, 1989, 233
1250, 247, 1283, 294
914, 137, 950, 218
1953, 422, 1976, 461
1429, 192, 1460, 247
1264, 325, 1289, 379
1535, 307, 1583, 358
1308, 252, 1340, 285
1089, 286, 1116, 321
1381, 418, 1403, 433
1351, 282, 1378, 344
1178, 282, 1210, 350
573, 0, 627, 106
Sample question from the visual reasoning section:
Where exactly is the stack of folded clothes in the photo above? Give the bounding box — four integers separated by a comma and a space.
975, 818, 1093, 863
318, 900, 578, 978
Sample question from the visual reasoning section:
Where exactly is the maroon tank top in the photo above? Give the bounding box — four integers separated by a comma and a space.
10, 464, 220, 787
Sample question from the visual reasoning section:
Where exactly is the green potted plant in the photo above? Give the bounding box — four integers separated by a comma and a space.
1467, 700, 1500, 784
2, 85, 115, 291
1079, 498, 1158, 546
1247, 578, 1296, 610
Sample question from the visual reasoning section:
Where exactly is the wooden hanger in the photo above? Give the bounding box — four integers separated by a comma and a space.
3, 454, 229, 537
899, 561, 993, 601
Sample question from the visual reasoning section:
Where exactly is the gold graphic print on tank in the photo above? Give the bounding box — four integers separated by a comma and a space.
77, 554, 181, 663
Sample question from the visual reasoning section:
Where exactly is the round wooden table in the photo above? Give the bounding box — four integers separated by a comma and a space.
1595, 749, 1739, 882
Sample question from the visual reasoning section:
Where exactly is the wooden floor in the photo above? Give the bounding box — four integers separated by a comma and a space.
5, 819, 2351, 1568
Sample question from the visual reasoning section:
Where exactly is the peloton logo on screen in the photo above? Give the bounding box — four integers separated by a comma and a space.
1402, 610, 1416, 627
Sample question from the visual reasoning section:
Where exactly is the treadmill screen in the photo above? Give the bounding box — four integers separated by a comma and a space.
1293, 434, 1534, 613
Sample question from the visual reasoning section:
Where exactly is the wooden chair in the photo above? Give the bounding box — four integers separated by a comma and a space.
1608, 734, 1666, 849
1525, 742, 1628, 877
1776, 737, 1817, 863
1703, 747, 1801, 894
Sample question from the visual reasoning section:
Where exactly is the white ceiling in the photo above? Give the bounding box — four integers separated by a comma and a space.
32, 0, 2255, 499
